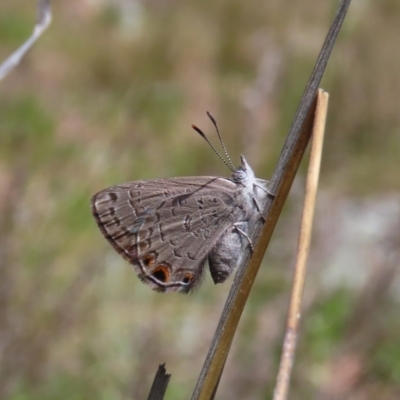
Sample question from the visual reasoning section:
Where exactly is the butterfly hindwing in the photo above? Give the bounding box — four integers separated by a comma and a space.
91, 176, 244, 293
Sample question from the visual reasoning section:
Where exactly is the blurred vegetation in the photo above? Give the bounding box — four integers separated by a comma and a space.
0, 1, 399, 399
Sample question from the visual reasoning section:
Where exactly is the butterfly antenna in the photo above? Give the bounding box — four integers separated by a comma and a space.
206, 111, 236, 171
192, 124, 235, 172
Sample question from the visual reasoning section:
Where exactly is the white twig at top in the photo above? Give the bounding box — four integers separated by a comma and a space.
0, 0, 52, 81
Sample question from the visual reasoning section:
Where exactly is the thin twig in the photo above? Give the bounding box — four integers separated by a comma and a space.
0, 0, 52, 81
273, 89, 329, 400
147, 364, 171, 400
191, 1, 351, 399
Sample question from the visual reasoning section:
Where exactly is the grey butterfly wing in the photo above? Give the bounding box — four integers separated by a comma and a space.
91, 176, 243, 293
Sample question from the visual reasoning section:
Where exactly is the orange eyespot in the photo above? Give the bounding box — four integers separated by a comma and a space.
151, 265, 170, 283
183, 273, 193, 284
142, 253, 156, 268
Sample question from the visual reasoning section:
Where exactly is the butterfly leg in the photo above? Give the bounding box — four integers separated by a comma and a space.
252, 197, 266, 224
233, 223, 254, 253
254, 183, 275, 198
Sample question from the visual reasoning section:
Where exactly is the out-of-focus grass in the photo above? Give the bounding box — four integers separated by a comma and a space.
0, 1, 399, 399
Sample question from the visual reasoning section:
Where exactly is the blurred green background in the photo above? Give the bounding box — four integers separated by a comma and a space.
0, 1, 399, 399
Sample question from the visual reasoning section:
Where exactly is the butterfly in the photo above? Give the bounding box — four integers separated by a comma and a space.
91, 113, 270, 293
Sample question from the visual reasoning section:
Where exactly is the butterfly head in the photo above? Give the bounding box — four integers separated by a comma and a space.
231, 155, 255, 185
